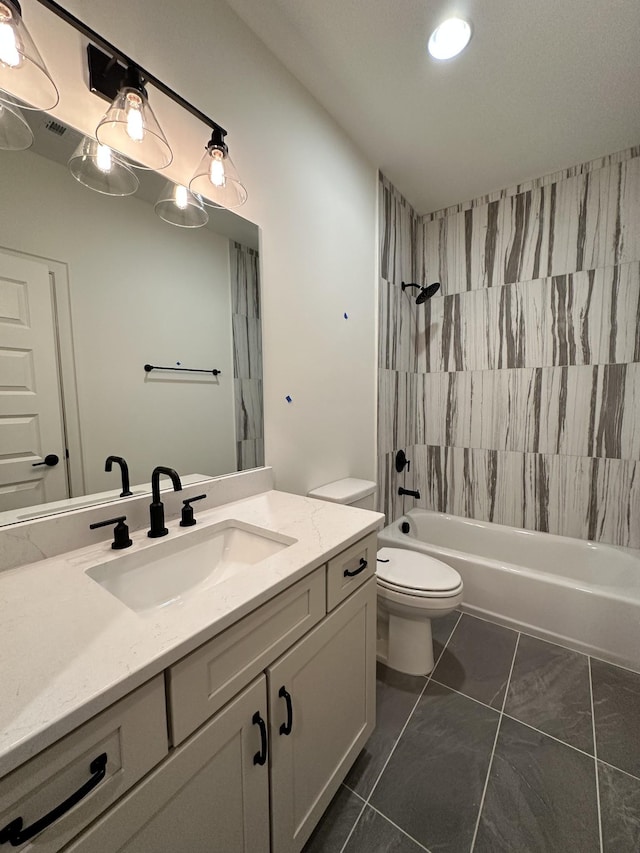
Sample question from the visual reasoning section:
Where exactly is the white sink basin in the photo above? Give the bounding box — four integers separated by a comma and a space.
86, 520, 297, 613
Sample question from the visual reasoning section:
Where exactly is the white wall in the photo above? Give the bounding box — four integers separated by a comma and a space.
0, 148, 237, 493
23, 0, 378, 496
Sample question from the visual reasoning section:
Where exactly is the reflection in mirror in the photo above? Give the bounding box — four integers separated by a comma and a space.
0, 114, 263, 526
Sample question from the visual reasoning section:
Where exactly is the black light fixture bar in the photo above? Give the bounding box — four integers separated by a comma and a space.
34, 0, 226, 136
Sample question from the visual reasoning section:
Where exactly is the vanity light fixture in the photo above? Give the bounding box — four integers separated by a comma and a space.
68, 136, 139, 196
0, 95, 32, 149
0, 0, 58, 110
154, 181, 209, 228
189, 126, 247, 209
428, 17, 472, 60
95, 64, 173, 171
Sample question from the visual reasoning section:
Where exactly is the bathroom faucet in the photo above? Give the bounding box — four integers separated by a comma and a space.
148, 466, 182, 538
398, 487, 421, 500
105, 455, 133, 497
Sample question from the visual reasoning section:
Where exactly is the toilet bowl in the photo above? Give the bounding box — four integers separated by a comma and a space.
307, 478, 464, 677
376, 547, 463, 675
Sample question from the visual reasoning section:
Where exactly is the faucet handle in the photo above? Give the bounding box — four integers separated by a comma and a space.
89, 515, 133, 550
180, 494, 207, 527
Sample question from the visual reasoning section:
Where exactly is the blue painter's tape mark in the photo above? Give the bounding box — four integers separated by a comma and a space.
344, 312, 348, 319
285, 395, 292, 403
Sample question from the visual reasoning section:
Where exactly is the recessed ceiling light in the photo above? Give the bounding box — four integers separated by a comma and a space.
428, 18, 472, 60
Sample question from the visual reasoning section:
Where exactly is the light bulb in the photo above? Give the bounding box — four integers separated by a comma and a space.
0, 4, 21, 68
125, 91, 144, 142
428, 18, 472, 60
175, 184, 188, 209
209, 150, 226, 187
95, 143, 113, 173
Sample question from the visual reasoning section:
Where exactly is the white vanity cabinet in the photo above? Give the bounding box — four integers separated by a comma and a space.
63, 677, 271, 853
268, 577, 376, 852
2, 531, 377, 853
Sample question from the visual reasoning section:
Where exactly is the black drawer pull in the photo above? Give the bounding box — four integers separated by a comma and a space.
344, 557, 368, 578
0, 753, 107, 846
279, 686, 293, 736
252, 712, 268, 766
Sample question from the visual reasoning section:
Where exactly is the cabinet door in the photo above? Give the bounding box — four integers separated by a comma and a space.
268, 578, 376, 853
64, 677, 270, 853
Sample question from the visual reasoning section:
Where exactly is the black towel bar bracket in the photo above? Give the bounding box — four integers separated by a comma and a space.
144, 364, 221, 376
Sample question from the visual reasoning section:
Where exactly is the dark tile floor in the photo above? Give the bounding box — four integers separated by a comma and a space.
303, 611, 640, 853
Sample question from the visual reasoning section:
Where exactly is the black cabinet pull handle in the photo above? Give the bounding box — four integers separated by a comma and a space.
0, 753, 107, 846
344, 557, 368, 578
279, 686, 293, 736
252, 712, 268, 766
31, 454, 59, 468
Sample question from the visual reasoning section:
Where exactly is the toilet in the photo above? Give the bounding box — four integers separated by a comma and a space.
308, 478, 463, 676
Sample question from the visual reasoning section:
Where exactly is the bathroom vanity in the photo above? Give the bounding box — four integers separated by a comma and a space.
0, 471, 383, 852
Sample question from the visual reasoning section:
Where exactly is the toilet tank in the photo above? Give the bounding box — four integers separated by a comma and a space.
307, 478, 377, 510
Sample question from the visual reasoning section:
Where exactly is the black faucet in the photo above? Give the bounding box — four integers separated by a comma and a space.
105, 455, 133, 497
398, 487, 421, 500
148, 466, 182, 538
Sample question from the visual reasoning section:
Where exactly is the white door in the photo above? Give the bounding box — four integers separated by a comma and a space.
0, 250, 67, 511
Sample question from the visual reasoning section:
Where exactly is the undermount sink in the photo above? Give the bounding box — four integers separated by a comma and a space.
86, 520, 297, 613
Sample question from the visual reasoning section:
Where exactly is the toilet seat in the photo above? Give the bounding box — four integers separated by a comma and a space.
376, 547, 462, 597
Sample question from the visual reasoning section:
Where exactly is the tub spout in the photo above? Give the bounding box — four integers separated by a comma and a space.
398, 487, 421, 499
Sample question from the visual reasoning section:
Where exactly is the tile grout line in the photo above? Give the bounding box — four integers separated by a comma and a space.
339, 611, 464, 853
364, 611, 463, 806
428, 674, 608, 764
460, 609, 640, 678
365, 802, 433, 852
469, 631, 521, 853
588, 657, 604, 853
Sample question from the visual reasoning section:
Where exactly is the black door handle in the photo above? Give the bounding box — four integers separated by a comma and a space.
0, 753, 107, 846
32, 454, 59, 468
344, 557, 368, 578
279, 686, 293, 736
252, 712, 268, 765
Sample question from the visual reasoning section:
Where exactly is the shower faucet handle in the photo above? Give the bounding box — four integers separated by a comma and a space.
395, 449, 410, 473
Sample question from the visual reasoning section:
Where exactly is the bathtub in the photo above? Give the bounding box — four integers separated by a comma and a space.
377, 509, 640, 671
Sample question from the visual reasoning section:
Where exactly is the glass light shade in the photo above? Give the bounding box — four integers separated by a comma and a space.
189, 146, 247, 209
95, 86, 172, 171
428, 18, 472, 60
0, 96, 32, 149
0, 0, 59, 110
154, 181, 208, 228
68, 137, 139, 196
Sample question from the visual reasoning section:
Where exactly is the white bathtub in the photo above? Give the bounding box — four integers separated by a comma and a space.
377, 509, 640, 671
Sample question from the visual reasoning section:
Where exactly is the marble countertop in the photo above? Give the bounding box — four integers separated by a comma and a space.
0, 490, 383, 778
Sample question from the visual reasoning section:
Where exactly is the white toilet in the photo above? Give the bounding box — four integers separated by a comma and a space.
307, 478, 463, 676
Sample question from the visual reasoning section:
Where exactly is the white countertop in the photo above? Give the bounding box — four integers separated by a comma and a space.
0, 490, 383, 778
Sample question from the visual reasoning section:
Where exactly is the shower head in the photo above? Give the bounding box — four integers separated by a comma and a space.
401, 281, 441, 304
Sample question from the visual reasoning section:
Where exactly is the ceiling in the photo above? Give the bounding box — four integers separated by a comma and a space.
224, 0, 640, 214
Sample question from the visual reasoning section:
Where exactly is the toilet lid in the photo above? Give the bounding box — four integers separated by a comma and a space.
376, 547, 461, 593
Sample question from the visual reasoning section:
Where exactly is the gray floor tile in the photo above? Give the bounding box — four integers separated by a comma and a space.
345, 663, 426, 797
591, 658, 640, 777
302, 785, 364, 853
431, 609, 461, 655
431, 614, 518, 708
598, 762, 640, 853
343, 806, 425, 852
504, 634, 593, 752
369, 681, 499, 852
474, 716, 600, 853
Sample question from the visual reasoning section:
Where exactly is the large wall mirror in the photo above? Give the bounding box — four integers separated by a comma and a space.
0, 110, 263, 526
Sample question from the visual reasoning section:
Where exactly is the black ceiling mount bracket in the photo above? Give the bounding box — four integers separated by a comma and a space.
34, 0, 227, 135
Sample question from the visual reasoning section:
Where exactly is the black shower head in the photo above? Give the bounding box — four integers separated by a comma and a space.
401, 281, 441, 304
416, 282, 440, 303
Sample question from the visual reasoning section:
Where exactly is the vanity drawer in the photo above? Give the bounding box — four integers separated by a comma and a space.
326, 532, 377, 610
0, 676, 167, 853
168, 568, 326, 745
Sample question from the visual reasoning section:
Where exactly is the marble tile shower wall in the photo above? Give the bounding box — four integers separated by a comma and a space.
378, 149, 640, 547
230, 241, 264, 470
